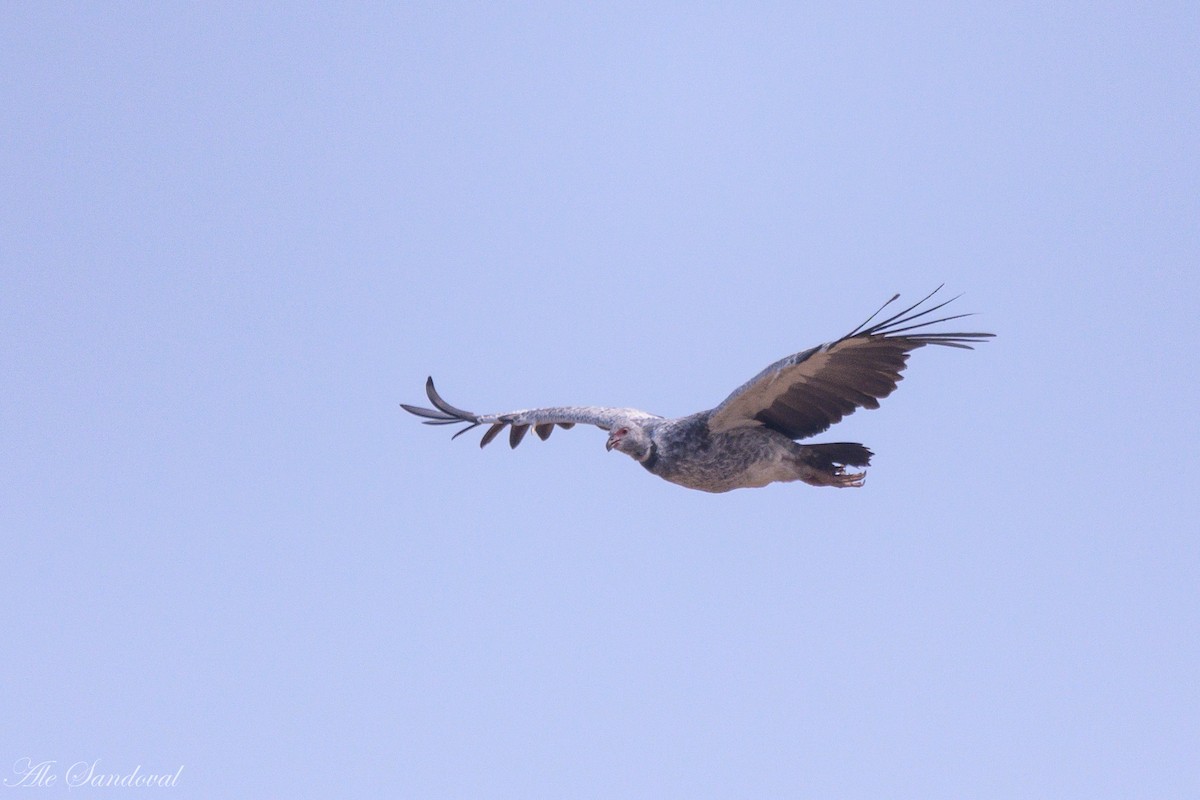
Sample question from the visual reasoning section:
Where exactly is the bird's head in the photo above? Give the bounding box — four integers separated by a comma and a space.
605, 420, 653, 462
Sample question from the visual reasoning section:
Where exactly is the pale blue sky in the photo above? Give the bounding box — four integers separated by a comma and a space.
3, 3, 1198, 798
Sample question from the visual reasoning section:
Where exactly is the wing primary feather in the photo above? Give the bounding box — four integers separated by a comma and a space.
862, 287, 952, 335
534, 423, 554, 440
875, 311, 977, 337
913, 331, 995, 339
902, 331, 995, 345
844, 292, 902, 339
424, 377, 479, 421
400, 403, 454, 421
509, 424, 530, 448
450, 422, 481, 440
479, 423, 506, 448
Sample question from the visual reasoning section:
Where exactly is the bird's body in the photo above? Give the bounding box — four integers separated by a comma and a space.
628, 414, 859, 493
403, 288, 992, 493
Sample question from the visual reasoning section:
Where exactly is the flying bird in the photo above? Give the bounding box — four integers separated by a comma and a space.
402, 287, 992, 493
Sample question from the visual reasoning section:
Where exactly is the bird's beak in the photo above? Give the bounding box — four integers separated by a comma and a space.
605, 435, 617, 451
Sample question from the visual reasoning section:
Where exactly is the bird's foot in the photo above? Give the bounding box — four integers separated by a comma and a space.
832, 469, 866, 488
799, 466, 866, 488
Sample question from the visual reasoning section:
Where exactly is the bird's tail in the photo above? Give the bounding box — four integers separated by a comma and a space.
800, 442, 873, 469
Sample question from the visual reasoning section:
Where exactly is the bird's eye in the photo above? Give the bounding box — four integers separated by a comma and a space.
616, 427, 628, 436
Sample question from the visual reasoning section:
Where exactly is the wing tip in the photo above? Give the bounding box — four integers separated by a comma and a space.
850, 287, 994, 344
404, 376, 491, 443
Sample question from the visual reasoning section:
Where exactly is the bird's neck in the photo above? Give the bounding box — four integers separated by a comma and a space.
639, 440, 660, 472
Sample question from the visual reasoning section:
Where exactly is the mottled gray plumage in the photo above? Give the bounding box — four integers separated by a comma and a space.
402, 287, 992, 493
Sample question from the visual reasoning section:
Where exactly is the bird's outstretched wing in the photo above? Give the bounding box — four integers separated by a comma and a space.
402, 378, 660, 448
706, 286, 994, 439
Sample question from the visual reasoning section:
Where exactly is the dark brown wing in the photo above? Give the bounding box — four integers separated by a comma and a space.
706, 287, 993, 439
